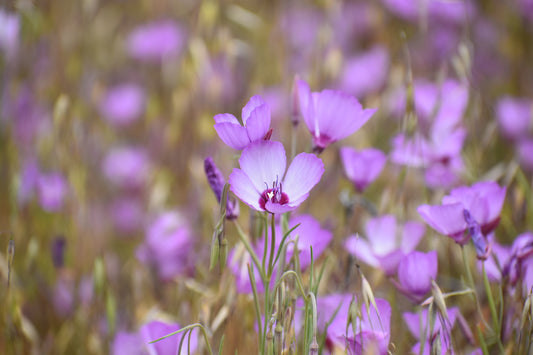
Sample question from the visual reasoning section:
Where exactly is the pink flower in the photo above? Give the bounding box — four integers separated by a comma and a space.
496, 96, 532, 141
340, 147, 386, 192
297, 79, 376, 152
127, 20, 186, 62
214, 95, 272, 150
100, 84, 145, 126
417, 181, 506, 244
136, 212, 194, 281
38, 172, 68, 212
229, 141, 324, 214
397, 251, 438, 301
345, 215, 425, 276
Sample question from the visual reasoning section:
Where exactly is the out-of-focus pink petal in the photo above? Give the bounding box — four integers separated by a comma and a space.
345, 235, 380, 268
366, 215, 397, 256
398, 251, 438, 299
401, 221, 426, 252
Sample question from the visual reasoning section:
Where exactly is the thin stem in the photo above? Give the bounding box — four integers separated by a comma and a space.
248, 263, 263, 351
268, 213, 276, 278
149, 323, 213, 355
461, 246, 492, 331
482, 263, 505, 353
232, 220, 265, 282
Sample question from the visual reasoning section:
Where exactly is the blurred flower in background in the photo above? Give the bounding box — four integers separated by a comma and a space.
136, 211, 195, 281
127, 20, 186, 63
100, 84, 146, 127
345, 215, 425, 276
340, 147, 387, 192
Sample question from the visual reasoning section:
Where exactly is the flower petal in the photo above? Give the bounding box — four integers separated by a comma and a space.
365, 215, 397, 256
242, 95, 267, 124
246, 104, 271, 142
214, 122, 250, 150
417, 203, 466, 240
229, 168, 262, 211
296, 79, 314, 129
315, 89, 376, 142
265, 201, 297, 214
345, 235, 379, 268
214, 113, 240, 124
282, 152, 324, 204
401, 221, 426, 252
238, 141, 287, 193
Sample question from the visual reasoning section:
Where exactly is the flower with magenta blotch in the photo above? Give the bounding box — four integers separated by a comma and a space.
214, 95, 272, 150
297, 79, 377, 153
229, 140, 324, 214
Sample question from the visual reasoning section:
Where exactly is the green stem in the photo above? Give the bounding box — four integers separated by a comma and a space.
461, 246, 492, 331
232, 221, 265, 282
248, 263, 263, 351
268, 213, 276, 278
149, 323, 213, 355
482, 263, 505, 353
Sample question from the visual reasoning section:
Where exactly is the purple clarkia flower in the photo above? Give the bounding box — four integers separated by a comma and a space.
100, 84, 146, 126
284, 214, 333, 270
496, 96, 532, 141
501, 232, 533, 289
296, 79, 377, 153
418, 181, 506, 245
112, 320, 197, 355
127, 20, 186, 63
38, 172, 68, 212
381, 0, 474, 25
136, 212, 194, 281
140, 320, 197, 355
213, 95, 272, 150
403, 307, 459, 355
102, 147, 150, 189
301, 294, 391, 354
345, 215, 425, 276
229, 141, 324, 214
0, 10, 19, 60
338, 46, 390, 98
204, 156, 239, 219
397, 250, 438, 301
110, 197, 145, 233
340, 147, 386, 192
112, 332, 145, 355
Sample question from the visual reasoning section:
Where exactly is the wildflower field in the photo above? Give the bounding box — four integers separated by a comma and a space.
2, 0, 533, 354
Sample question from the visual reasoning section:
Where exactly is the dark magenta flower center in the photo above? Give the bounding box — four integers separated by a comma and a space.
259, 179, 289, 210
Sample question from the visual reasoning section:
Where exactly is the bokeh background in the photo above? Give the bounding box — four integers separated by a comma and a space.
1, 0, 533, 353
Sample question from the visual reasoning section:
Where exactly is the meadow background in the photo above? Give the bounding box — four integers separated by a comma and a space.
1, 0, 533, 354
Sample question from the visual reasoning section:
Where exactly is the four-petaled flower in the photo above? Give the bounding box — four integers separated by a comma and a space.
229, 140, 324, 214
214, 95, 272, 150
